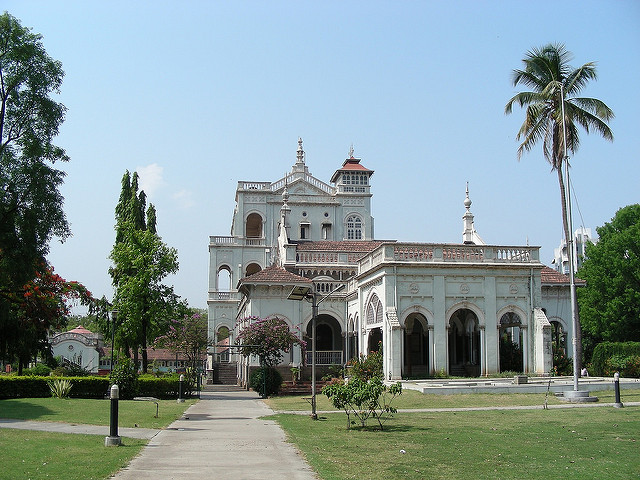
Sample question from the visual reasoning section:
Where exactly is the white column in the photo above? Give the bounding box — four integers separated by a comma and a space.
521, 325, 528, 373
428, 325, 434, 375
479, 325, 486, 376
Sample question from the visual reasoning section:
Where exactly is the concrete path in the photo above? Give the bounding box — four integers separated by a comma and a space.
0, 418, 158, 439
110, 385, 317, 480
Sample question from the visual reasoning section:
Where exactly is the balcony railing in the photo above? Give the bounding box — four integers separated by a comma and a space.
210, 236, 265, 247
359, 243, 540, 271
306, 350, 343, 365
208, 291, 242, 302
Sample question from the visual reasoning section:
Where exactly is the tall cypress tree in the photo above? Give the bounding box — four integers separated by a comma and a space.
110, 171, 179, 372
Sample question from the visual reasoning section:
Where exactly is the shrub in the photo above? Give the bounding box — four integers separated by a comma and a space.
138, 375, 181, 399
110, 358, 139, 399
322, 376, 402, 430
591, 342, 640, 376
604, 354, 640, 378
0, 376, 109, 399
348, 350, 383, 382
48, 378, 73, 398
22, 364, 52, 376
250, 366, 282, 397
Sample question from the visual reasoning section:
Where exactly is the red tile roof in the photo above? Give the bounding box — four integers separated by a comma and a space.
540, 266, 585, 285
240, 264, 312, 284
330, 158, 373, 182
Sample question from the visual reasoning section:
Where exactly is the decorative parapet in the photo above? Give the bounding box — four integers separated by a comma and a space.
296, 250, 369, 265
210, 236, 265, 247
359, 243, 541, 271
239, 173, 335, 196
208, 291, 242, 302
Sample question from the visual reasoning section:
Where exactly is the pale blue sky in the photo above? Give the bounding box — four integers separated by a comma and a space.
5, 1, 639, 311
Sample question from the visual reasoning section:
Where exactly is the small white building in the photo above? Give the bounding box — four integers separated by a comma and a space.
208, 140, 571, 383
50, 325, 103, 373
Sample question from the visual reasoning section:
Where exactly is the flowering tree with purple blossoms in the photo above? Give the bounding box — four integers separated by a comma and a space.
237, 316, 306, 367
155, 313, 208, 372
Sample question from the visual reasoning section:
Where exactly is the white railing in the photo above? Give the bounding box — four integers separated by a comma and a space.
210, 236, 265, 247
314, 281, 346, 295
306, 351, 343, 365
209, 291, 242, 301
360, 243, 540, 270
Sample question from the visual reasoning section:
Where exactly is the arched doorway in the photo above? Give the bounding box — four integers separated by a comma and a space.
448, 308, 480, 377
404, 313, 428, 378
306, 314, 343, 365
216, 326, 230, 362
368, 327, 382, 354
499, 312, 523, 373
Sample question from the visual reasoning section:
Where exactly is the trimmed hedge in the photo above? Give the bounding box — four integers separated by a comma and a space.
591, 342, 640, 377
0, 376, 110, 399
0, 375, 194, 399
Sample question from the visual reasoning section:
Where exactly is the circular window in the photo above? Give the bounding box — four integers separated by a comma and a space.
302, 211, 307, 217
324, 212, 329, 217
68, 345, 74, 351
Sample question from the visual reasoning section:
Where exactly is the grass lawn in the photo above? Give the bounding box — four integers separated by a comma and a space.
273, 407, 640, 480
0, 429, 147, 480
265, 388, 640, 412
0, 397, 197, 429
0, 397, 196, 480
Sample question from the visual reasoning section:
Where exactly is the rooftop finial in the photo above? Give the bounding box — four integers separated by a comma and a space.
464, 182, 472, 210
348, 144, 354, 158
296, 137, 304, 164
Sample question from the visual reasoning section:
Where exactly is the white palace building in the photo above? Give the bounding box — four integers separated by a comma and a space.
207, 139, 573, 383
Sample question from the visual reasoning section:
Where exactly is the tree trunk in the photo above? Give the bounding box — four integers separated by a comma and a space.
557, 165, 583, 374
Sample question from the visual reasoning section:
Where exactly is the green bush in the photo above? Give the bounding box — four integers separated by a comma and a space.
22, 364, 52, 376
348, 350, 383, 381
0, 376, 50, 398
604, 354, 640, 378
591, 342, 640, 376
138, 375, 182, 399
0, 376, 110, 398
110, 358, 139, 399
250, 366, 282, 397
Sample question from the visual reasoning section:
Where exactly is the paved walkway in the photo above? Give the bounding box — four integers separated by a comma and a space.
110, 385, 317, 480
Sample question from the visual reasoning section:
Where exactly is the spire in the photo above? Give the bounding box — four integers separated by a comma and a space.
296, 137, 305, 165
462, 183, 485, 245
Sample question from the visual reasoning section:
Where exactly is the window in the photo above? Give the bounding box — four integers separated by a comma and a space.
346, 215, 362, 240
300, 223, 309, 239
322, 224, 331, 240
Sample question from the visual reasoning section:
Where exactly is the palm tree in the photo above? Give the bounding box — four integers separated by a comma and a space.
505, 43, 614, 373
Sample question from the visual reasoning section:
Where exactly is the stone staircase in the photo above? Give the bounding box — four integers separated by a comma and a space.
215, 362, 238, 385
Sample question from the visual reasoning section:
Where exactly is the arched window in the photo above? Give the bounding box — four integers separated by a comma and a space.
246, 213, 262, 238
217, 266, 231, 291
366, 294, 381, 325
346, 215, 362, 240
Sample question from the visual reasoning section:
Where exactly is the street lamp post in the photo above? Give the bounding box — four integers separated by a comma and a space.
288, 283, 345, 420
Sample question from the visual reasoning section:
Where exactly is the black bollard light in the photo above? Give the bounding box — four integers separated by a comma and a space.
105, 384, 121, 446
178, 374, 185, 403
613, 372, 623, 408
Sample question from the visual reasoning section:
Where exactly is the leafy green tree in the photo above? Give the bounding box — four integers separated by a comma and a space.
578, 204, 640, 361
505, 43, 614, 369
109, 171, 179, 372
0, 13, 72, 367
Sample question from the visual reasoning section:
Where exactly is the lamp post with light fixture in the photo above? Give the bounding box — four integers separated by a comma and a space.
288, 283, 345, 419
